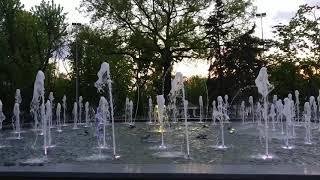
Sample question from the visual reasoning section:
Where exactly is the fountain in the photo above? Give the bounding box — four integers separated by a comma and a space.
62, 95, 67, 126
147, 97, 153, 124
199, 96, 203, 123
125, 97, 129, 124
249, 96, 254, 123
41, 103, 47, 155
85, 101, 90, 127
156, 95, 166, 150
256, 102, 262, 125
304, 102, 312, 144
288, 93, 295, 137
273, 95, 277, 105
171, 97, 177, 123
210, 96, 229, 150
30, 71, 46, 156
254, 67, 274, 159
272, 95, 278, 124
310, 97, 318, 126
224, 95, 229, 116
45, 100, 53, 148
317, 90, 320, 114
270, 104, 276, 131
183, 99, 190, 158
56, 103, 62, 132
171, 72, 190, 157
129, 100, 134, 126
12, 102, 21, 139
282, 98, 294, 149
72, 102, 78, 129
313, 101, 318, 124
78, 96, 83, 125
153, 72, 189, 158
96, 97, 110, 149
48, 92, 54, 128
0, 100, 5, 130
94, 62, 119, 159
276, 99, 284, 134
295, 90, 300, 123
12, 89, 22, 137
212, 100, 217, 125
15, 89, 22, 104
241, 101, 245, 124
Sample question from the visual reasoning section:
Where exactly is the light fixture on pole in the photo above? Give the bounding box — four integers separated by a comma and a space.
256, 13, 267, 57
72, 22, 82, 109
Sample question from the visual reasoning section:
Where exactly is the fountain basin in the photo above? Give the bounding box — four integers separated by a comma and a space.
0, 122, 319, 179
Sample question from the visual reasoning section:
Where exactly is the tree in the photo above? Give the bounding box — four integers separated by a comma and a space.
270, 4, 320, 98
185, 75, 208, 107
0, 0, 68, 118
68, 27, 134, 115
31, 0, 68, 72
205, 0, 263, 100
81, 0, 211, 99
272, 4, 320, 63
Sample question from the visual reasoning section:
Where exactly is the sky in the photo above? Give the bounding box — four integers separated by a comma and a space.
20, 0, 319, 77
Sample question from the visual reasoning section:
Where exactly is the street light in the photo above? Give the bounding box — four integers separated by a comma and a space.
256, 12, 266, 58
72, 22, 82, 108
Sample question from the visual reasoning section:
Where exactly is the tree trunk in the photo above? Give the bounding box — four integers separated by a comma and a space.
161, 48, 173, 102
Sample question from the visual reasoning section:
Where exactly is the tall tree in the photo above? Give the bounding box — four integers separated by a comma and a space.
205, 0, 262, 100
68, 27, 134, 114
81, 0, 211, 99
272, 4, 320, 63
31, 0, 68, 72
270, 4, 320, 97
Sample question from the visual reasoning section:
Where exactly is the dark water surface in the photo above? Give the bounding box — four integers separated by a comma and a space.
0, 122, 320, 166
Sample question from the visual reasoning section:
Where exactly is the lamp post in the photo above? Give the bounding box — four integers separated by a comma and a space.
256, 13, 266, 58
72, 22, 81, 109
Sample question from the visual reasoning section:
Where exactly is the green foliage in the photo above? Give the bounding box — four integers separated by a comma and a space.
270, 4, 320, 99
205, 0, 263, 101
185, 76, 208, 106
68, 27, 134, 115
81, 0, 211, 98
31, 0, 68, 71
272, 4, 320, 62
0, 0, 67, 118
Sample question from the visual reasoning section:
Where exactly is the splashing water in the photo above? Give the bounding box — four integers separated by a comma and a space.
95, 97, 110, 149
48, 92, 54, 129
199, 96, 203, 123
45, 100, 53, 148
78, 96, 83, 125
31, 71, 45, 131
304, 102, 312, 144
129, 100, 134, 125
148, 97, 153, 124
12, 103, 21, 139
283, 98, 294, 149
56, 103, 62, 132
0, 100, 6, 130
85, 101, 90, 127
169, 72, 190, 157
249, 96, 254, 123
157, 95, 166, 149
72, 102, 78, 129
125, 97, 129, 124
255, 67, 273, 159
62, 95, 67, 126
95, 62, 119, 159
15, 89, 22, 104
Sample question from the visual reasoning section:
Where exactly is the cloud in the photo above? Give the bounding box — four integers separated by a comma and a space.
304, 0, 320, 6
272, 11, 296, 23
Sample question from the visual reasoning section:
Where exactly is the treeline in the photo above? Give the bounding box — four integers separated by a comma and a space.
0, 0, 319, 117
